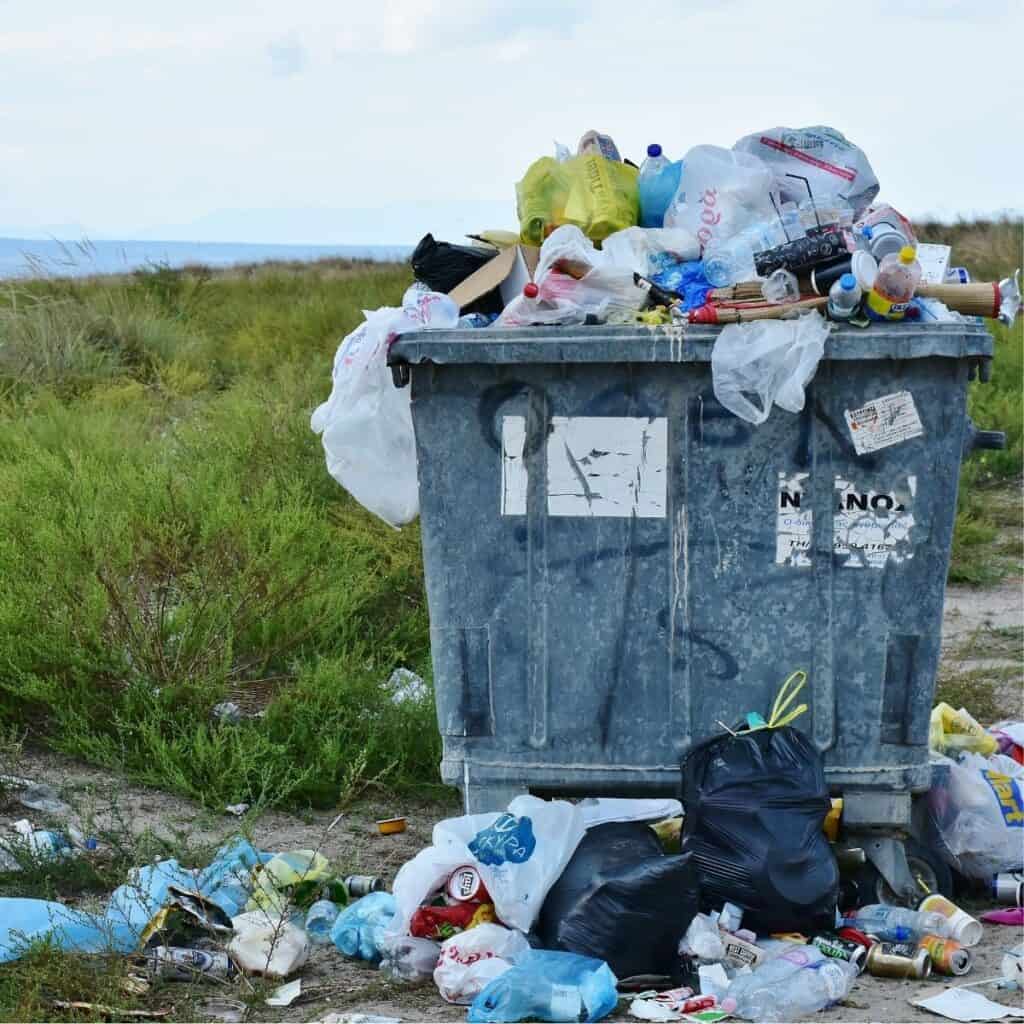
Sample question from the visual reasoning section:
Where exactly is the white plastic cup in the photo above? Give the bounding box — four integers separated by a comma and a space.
918, 894, 983, 948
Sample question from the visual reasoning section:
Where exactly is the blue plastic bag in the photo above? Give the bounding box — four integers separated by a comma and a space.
649, 255, 712, 311
468, 949, 618, 1023
331, 891, 396, 962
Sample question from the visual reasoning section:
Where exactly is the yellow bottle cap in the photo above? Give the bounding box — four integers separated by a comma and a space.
899, 245, 916, 263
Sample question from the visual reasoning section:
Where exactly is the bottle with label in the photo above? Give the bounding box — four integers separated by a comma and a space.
306, 899, 341, 944
865, 246, 921, 321
638, 144, 683, 228
841, 903, 951, 942
827, 273, 862, 321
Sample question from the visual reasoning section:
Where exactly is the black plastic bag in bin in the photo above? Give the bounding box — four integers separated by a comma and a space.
680, 725, 839, 935
537, 821, 700, 980
410, 234, 503, 315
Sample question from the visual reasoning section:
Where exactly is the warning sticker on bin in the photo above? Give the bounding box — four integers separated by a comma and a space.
844, 391, 924, 454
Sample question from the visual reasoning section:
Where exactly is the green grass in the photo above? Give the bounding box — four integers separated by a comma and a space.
0, 221, 1020, 810
0, 259, 440, 808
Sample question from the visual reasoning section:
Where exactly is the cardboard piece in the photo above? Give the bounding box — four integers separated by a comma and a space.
448, 245, 539, 311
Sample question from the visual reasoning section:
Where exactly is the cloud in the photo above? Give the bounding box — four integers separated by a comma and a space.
267, 34, 308, 77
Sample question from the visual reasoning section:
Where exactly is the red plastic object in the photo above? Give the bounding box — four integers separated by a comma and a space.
523, 282, 539, 299
837, 927, 873, 948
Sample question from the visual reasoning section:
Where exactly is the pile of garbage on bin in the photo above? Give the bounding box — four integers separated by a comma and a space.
2, 696, 1021, 1022
311, 125, 1021, 529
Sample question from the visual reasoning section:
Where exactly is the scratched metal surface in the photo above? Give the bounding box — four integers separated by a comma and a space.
392, 324, 995, 813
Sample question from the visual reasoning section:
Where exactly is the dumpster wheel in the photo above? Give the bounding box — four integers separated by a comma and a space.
852, 839, 954, 907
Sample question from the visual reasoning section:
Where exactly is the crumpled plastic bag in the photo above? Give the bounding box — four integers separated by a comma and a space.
246, 850, 331, 912
664, 145, 774, 253
929, 703, 998, 757
379, 933, 441, 983
734, 125, 879, 217
228, 909, 309, 978
516, 154, 638, 245
332, 891, 397, 963
928, 752, 1024, 880
310, 284, 458, 528
600, 226, 700, 274
434, 923, 531, 1004
391, 795, 585, 936
712, 311, 830, 424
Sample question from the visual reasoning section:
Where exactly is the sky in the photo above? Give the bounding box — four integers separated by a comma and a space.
1, 0, 1022, 245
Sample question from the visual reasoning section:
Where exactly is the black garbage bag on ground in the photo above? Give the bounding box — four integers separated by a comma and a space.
680, 725, 839, 935
410, 234, 502, 315
536, 821, 700, 980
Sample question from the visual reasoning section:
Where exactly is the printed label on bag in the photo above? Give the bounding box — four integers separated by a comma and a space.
844, 391, 924, 454
983, 771, 1024, 827
468, 813, 536, 866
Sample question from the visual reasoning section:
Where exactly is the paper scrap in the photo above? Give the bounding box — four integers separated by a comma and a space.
265, 979, 302, 1007
911, 986, 1024, 1022
916, 243, 952, 285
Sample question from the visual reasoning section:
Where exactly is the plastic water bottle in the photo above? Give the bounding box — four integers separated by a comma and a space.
305, 899, 340, 944
703, 235, 757, 288
827, 273, 862, 320
865, 246, 921, 321
714, 945, 857, 1023
841, 903, 952, 943
639, 144, 683, 228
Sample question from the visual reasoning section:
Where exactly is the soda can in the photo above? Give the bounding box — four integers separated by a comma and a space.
811, 933, 868, 973
866, 941, 932, 979
993, 872, 1024, 907
945, 267, 972, 284
345, 875, 385, 898
146, 946, 235, 982
446, 864, 488, 903
920, 933, 973, 976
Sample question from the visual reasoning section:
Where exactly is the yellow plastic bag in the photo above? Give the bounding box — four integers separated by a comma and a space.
929, 702, 997, 756
246, 850, 332, 912
516, 155, 638, 245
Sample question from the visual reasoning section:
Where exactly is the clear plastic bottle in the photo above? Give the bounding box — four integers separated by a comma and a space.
841, 903, 952, 943
865, 246, 921, 321
639, 144, 683, 228
712, 945, 857, 1023
703, 235, 757, 288
305, 899, 341, 944
827, 273, 862, 320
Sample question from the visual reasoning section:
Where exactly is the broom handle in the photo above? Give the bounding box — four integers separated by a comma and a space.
916, 283, 999, 318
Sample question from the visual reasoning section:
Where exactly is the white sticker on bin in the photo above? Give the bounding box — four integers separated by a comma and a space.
500, 415, 668, 518
844, 391, 924, 454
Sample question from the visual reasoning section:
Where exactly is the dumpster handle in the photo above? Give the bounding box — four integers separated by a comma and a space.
963, 416, 1007, 456
391, 363, 411, 389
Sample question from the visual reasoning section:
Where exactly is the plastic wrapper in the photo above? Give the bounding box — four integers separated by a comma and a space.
434, 923, 530, 1004
467, 949, 618, 1024
378, 934, 441, 983
711, 311, 830, 424
391, 795, 585, 936
537, 821, 699, 979
246, 850, 331, 912
734, 125, 879, 217
228, 909, 309, 978
680, 724, 839, 935
516, 155, 638, 245
928, 752, 1024, 880
664, 145, 774, 252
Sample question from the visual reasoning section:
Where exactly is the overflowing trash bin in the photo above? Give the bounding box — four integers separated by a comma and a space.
304, 123, 1022, 1020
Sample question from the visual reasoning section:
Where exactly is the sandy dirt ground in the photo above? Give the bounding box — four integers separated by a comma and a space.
2, 579, 1021, 1023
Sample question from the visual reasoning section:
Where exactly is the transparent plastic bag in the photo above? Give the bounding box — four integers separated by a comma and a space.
664, 145, 774, 253
331, 891, 397, 963
711, 312, 830, 424
734, 125, 879, 217
379, 934, 441, 983
310, 285, 458, 528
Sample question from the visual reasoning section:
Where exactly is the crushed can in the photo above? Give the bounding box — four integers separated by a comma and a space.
920, 933, 973, 976
811, 933, 868, 973
866, 941, 931, 979
146, 946, 235, 982
344, 875, 385, 899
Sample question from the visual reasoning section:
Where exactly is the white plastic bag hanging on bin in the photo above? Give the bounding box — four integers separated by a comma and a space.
712, 311, 831, 425
310, 285, 458, 528
391, 795, 585, 936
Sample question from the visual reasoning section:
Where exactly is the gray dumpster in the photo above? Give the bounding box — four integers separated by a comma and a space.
389, 322, 997, 873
